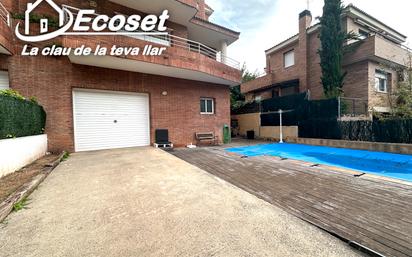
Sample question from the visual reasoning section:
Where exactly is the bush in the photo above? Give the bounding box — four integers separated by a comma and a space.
299, 118, 412, 144
0, 90, 46, 139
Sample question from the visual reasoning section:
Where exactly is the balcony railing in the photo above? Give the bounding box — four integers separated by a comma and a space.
0, 1, 10, 26
62, 5, 240, 69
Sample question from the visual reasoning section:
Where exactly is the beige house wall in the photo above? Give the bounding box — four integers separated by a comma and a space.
232, 113, 298, 141
260, 126, 298, 141
232, 113, 261, 137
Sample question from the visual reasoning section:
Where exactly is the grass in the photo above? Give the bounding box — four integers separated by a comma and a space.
13, 198, 29, 212
62, 151, 70, 161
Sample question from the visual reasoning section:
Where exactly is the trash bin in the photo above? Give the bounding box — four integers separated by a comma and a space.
223, 124, 231, 144
246, 130, 255, 140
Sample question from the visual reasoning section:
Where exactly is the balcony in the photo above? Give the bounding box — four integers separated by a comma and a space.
108, 0, 240, 57
62, 5, 241, 86
0, 1, 12, 54
344, 35, 410, 67
241, 74, 274, 94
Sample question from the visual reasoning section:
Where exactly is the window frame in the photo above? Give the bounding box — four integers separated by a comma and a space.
358, 29, 369, 40
200, 97, 215, 115
375, 70, 388, 93
283, 50, 295, 68
0, 70, 10, 90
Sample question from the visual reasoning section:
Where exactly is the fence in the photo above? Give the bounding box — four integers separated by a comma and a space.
260, 93, 338, 126
231, 101, 261, 115
0, 94, 46, 139
299, 119, 412, 144
338, 97, 369, 118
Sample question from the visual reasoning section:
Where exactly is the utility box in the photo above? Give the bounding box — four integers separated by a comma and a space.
223, 124, 231, 144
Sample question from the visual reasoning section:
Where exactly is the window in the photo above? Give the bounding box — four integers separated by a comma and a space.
375, 70, 388, 93
200, 98, 214, 114
284, 50, 295, 68
359, 29, 369, 40
0, 71, 9, 90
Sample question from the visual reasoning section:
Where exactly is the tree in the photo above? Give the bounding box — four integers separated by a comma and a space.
230, 63, 260, 109
319, 0, 347, 98
388, 52, 412, 118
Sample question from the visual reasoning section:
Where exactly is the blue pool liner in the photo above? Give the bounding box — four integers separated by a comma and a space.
226, 143, 412, 182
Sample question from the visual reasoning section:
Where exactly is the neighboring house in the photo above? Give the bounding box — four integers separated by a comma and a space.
242, 4, 410, 115
0, 0, 241, 152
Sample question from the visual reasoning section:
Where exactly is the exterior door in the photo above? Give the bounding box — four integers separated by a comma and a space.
73, 89, 150, 152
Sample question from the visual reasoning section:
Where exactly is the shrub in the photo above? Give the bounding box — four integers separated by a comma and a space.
0, 90, 46, 140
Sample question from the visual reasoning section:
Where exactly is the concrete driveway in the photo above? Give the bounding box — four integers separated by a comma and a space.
0, 148, 361, 257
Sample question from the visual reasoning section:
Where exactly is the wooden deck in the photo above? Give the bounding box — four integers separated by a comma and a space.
171, 143, 412, 257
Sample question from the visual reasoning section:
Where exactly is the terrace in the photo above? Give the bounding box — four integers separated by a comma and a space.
344, 34, 411, 67
62, 5, 241, 86
172, 139, 412, 257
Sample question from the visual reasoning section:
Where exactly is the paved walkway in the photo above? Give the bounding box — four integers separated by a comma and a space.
172, 144, 412, 257
0, 147, 360, 257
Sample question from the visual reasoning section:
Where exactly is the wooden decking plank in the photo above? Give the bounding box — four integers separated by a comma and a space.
171, 147, 412, 257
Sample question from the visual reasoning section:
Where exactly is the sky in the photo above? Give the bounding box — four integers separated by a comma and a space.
206, 0, 412, 74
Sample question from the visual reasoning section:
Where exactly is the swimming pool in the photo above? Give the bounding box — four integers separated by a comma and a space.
226, 143, 412, 182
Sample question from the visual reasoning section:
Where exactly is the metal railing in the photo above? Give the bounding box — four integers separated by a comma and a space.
0, 1, 10, 26
338, 97, 369, 119
62, 5, 240, 69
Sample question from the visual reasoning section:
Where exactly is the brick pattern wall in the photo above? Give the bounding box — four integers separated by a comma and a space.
307, 31, 323, 99
62, 35, 241, 84
368, 61, 399, 111
6, 55, 230, 152
0, 13, 13, 54
342, 61, 369, 100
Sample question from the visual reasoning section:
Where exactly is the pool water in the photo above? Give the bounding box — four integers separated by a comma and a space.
226, 143, 412, 182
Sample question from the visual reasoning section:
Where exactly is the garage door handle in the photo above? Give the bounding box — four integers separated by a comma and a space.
114, 120, 118, 123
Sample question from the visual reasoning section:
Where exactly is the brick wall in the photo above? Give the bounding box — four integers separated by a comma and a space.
342, 61, 369, 100
307, 31, 323, 99
6, 55, 230, 152
368, 61, 399, 111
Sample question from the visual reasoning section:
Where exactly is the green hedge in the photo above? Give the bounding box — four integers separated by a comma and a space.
0, 94, 46, 139
299, 118, 412, 144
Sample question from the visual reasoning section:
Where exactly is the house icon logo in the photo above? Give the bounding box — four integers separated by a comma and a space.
15, 0, 74, 42
15, 1, 170, 43
25, 0, 65, 35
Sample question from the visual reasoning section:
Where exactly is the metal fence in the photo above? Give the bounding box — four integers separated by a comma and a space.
338, 97, 369, 119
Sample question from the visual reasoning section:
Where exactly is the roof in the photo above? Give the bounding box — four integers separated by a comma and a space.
265, 4, 407, 55
192, 17, 240, 37
265, 23, 320, 54
345, 4, 406, 39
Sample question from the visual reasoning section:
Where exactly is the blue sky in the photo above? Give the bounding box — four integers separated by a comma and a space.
207, 0, 412, 73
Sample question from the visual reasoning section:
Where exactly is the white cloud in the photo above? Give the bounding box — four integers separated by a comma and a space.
207, 0, 412, 73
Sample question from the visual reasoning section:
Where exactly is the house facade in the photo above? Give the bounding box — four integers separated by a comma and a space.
0, 0, 241, 152
242, 5, 410, 115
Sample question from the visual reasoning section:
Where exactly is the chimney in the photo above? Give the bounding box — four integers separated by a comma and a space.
299, 10, 312, 33
298, 10, 312, 92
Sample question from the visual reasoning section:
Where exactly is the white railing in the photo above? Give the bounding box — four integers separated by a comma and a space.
62, 5, 240, 69
0, 1, 10, 27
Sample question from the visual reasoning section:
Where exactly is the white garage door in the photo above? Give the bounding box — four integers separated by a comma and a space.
73, 89, 150, 152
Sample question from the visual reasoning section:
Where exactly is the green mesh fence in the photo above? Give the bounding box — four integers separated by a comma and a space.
0, 95, 46, 139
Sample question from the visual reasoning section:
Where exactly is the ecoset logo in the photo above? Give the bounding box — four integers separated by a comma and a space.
15, 0, 170, 42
